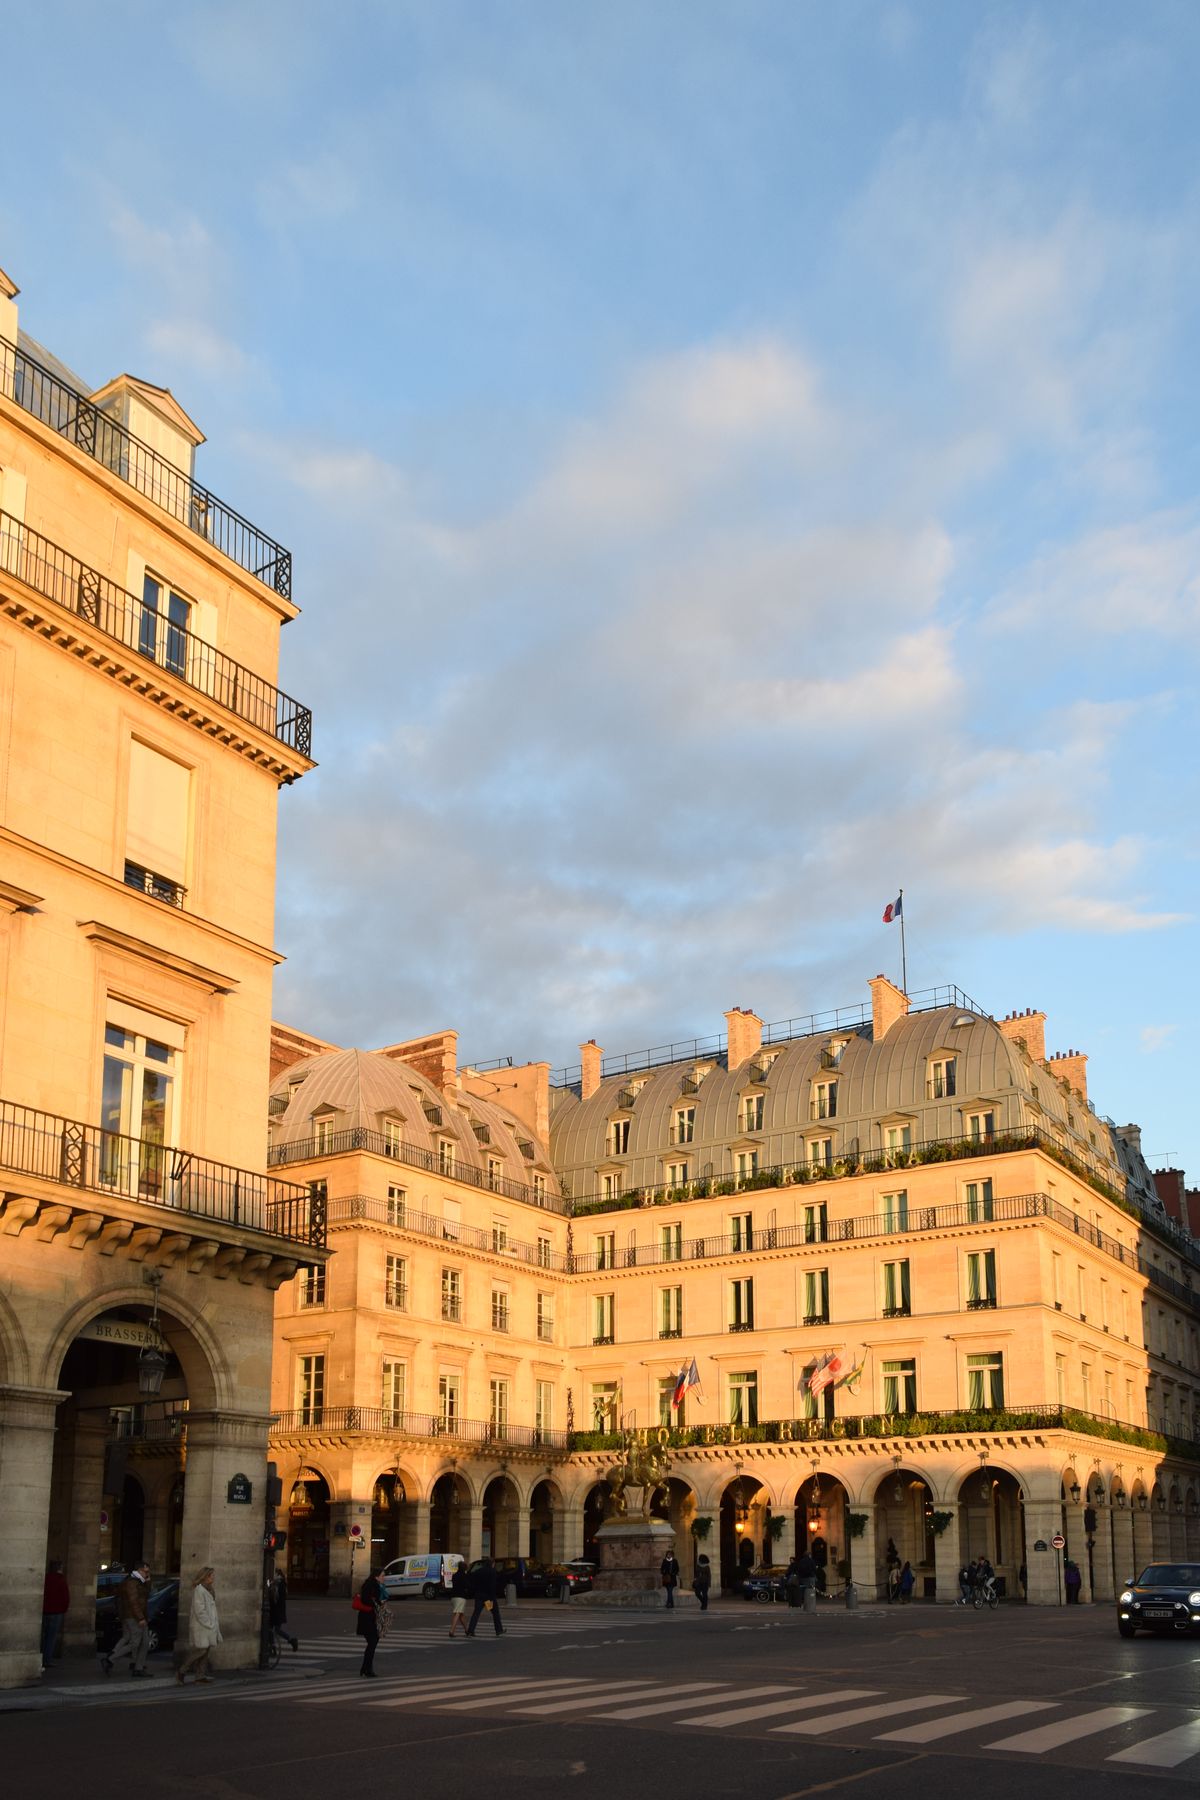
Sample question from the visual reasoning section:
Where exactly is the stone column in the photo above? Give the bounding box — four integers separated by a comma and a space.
932, 1505, 961, 1604
328, 1504, 359, 1596
559, 1506, 584, 1565
511, 1505, 532, 1561
849, 1509, 879, 1599
1109, 1504, 1136, 1589
62, 1413, 112, 1651
1064, 1501, 1092, 1602
770, 1512, 797, 1569
405, 1500, 431, 1556
464, 1503, 484, 1564
0, 1385, 66, 1687
177, 1411, 270, 1670
1132, 1502, 1154, 1575
1151, 1503, 1171, 1558
1090, 1503, 1115, 1602
1021, 1504, 1063, 1607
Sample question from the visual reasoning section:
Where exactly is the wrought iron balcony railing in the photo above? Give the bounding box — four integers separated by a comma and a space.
324, 1195, 571, 1267
1, 339, 291, 597
123, 859, 186, 908
270, 1126, 566, 1212
0, 1097, 324, 1246
0, 512, 311, 756
270, 1405, 570, 1451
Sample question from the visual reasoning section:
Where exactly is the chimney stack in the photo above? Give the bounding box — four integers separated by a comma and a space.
0, 265, 18, 355
1048, 1049, 1088, 1105
580, 1040, 604, 1102
997, 1008, 1046, 1065
724, 1007, 763, 1071
868, 974, 909, 1041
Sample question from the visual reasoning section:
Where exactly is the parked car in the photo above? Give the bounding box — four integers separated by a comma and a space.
378, 1552, 463, 1600
95, 1575, 180, 1653
561, 1561, 596, 1593
1117, 1563, 1200, 1637
742, 1566, 789, 1603
480, 1558, 559, 1599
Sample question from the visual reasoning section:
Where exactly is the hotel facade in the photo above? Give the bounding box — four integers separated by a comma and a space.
267, 979, 1200, 1608
0, 268, 326, 1685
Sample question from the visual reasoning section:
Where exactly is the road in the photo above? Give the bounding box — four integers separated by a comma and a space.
6, 1594, 1200, 1800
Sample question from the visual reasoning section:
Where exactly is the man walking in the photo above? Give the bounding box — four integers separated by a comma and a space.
464, 1556, 504, 1637
660, 1549, 680, 1609
41, 1560, 70, 1670
103, 1562, 152, 1677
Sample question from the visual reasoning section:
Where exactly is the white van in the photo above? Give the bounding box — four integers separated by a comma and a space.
378, 1552, 463, 1600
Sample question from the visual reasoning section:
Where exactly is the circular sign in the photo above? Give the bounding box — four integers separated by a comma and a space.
349, 1523, 363, 1540
99, 1510, 109, 1529
1051, 1532, 1066, 1550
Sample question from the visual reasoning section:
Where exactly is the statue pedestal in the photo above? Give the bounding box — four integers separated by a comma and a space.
592, 1516, 676, 1594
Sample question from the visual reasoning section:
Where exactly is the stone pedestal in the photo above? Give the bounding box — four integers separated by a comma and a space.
593, 1516, 676, 1594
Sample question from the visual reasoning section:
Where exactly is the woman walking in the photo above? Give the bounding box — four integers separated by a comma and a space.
356, 1567, 385, 1676
692, 1554, 712, 1612
448, 1562, 470, 1637
898, 1561, 915, 1604
176, 1568, 221, 1684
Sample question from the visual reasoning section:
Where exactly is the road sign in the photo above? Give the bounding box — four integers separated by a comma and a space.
1051, 1532, 1066, 1550
349, 1523, 364, 1541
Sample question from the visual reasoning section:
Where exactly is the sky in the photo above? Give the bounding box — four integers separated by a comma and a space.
3, 2, 1198, 1172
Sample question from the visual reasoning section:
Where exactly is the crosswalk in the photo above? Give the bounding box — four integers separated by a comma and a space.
273, 1611, 667, 1670
222, 1669, 1200, 1770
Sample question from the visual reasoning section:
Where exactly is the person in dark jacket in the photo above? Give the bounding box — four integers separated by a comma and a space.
357, 1569, 384, 1676
692, 1554, 712, 1611
898, 1561, 915, 1603
269, 1571, 298, 1652
794, 1550, 817, 1599
103, 1563, 152, 1676
41, 1561, 70, 1667
448, 1562, 471, 1637
784, 1557, 800, 1607
465, 1556, 504, 1637
660, 1551, 680, 1609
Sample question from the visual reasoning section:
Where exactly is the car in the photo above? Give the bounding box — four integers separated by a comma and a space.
378, 1552, 463, 1600
1117, 1563, 1200, 1637
560, 1561, 596, 1593
742, 1566, 789, 1603
95, 1575, 180, 1653
485, 1558, 563, 1599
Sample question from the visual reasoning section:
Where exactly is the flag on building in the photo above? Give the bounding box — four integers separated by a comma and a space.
807, 1351, 843, 1396
832, 1349, 868, 1395
673, 1357, 703, 1408
882, 895, 902, 924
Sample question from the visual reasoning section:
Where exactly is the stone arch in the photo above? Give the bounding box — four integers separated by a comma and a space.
0, 1284, 31, 1387
529, 1475, 566, 1565
956, 1458, 1026, 1595
717, 1472, 771, 1590
649, 1474, 699, 1572
482, 1470, 522, 1558
429, 1469, 472, 1556
794, 1470, 850, 1588
39, 1281, 226, 1409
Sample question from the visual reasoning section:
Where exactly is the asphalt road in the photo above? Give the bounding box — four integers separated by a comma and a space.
7, 1595, 1200, 1800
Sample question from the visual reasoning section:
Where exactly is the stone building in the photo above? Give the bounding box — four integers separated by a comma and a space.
0, 267, 326, 1685
268, 978, 1199, 1607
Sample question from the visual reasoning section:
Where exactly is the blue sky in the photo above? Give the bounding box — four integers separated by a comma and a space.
4, 3, 1198, 1173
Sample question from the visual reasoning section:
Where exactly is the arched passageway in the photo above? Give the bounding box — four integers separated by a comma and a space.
288, 1471, 331, 1592
483, 1474, 521, 1558
430, 1472, 471, 1555
795, 1473, 849, 1591
874, 1466, 934, 1599
582, 1482, 610, 1565
957, 1463, 1025, 1599
719, 1475, 770, 1591
530, 1479, 563, 1564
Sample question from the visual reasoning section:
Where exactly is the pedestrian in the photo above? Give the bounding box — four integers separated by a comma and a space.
898, 1561, 915, 1603
956, 1560, 973, 1606
885, 1538, 900, 1572
354, 1566, 385, 1675
784, 1556, 800, 1608
1018, 1563, 1027, 1600
1064, 1559, 1082, 1604
103, 1561, 153, 1677
41, 1559, 70, 1669
269, 1570, 299, 1652
448, 1561, 470, 1637
887, 1562, 901, 1604
692, 1553, 712, 1612
176, 1567, 222, 1684
464, 1555, 504, 1638
794, 1548, 817, 1605
660, 1549, 680, 1610
811, 1534, 828, 1594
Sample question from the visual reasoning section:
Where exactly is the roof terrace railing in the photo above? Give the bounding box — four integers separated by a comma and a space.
0, 510, 311, 757
326, 1194, 572, 1268
268, 1125, 567, 1214
1, 339, 291, 598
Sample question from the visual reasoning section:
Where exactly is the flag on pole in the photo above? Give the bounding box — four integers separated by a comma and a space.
832, 1349, 869, 1395
882, 895, 902, 924
807, 1351, 844, 1396
673, 1357, 703, 1408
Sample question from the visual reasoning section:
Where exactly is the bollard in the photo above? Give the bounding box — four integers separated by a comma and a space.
844, 1580, 858, 1611
505, 1582, 517, 1607
803, 1584, 817, 1613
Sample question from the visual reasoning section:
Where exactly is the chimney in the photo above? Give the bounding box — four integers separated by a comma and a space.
725, 1007, 763, 1071
580, 1040, 604, 1103
0, 266, 18, 358
868, 974, 909, 1041
997, 1008, 1046, 1065
1048, 1049, 1088, 1105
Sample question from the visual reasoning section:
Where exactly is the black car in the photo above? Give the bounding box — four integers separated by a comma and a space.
481, 1558, 566, 1599
1117, 1563, 1200, 1638
742, 1566, 789, 1603
95, 1576, 181, 1653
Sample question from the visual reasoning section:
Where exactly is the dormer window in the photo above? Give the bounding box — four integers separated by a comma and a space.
607, 1117, 631, 1156
741, 1092, 764, 1132
928, 1057, 956, 1100
311, 1107, 338, 1150
673, 1106, 695, 1145
823, 1039, 848, 1069
381, 1116, 403, 1158
811, 1080, 838, 1121
438, 1138, 455, 1175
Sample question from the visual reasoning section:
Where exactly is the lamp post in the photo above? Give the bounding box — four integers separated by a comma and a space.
137, 1269, 168, 1397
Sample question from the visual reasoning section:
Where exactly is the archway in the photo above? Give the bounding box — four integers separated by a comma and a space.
582, 1482, 610, 1565
430, 1472, 471, 1555
530, 1478, 562, 1565
795, 1473, 849, 1591
719, 1474, 770, 1591
116, 1474, 146, 1571
650, 1476, 698, 1573
958, 1462, 1025, 1599
874, 1464, 935, 1600
483, 1474, 520, 1558
370, 1473, 411, 1567
287, 1471, 331, 1592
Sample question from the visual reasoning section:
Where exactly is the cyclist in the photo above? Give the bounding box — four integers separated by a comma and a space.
973, 1558, 998, 1609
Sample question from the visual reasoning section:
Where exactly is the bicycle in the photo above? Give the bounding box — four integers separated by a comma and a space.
972, 1577, 999, 1610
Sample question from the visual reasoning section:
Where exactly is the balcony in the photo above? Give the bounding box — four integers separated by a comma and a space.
967, 1295, 998, 1311
809, 1097, 838, 1120
271, 1126, 566, 1213
1, 340, 291, 597
592, 1333, 615, 1346
123, 859, 186, 909
882, 1304, 912, 1319
802, 1312, 830, 1327
269, 1405, 570, 1451
728, 1319, 755, 1333
0, 1096, 323, 1247
0, 511, 311, 757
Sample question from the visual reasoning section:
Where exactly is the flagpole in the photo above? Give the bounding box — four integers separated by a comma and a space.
898, 887, 907, 994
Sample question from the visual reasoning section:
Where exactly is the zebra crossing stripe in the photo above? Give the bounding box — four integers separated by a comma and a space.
509, 1683, 652, 1715
775, 1695, 961, 1735
1107, 1718, 1200, 1769
593, 1684, 766, 1720
986, 1706, 1152, 1752
375, 1679, 590, 1712
696, 1690, 877, 1728
878, 1700, 1056, 1743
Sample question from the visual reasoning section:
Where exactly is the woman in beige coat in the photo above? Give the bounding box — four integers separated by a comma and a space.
176, 1567, 222, 1683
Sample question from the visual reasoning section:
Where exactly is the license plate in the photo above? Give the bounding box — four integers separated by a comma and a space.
1144, 1608, 1173, 1619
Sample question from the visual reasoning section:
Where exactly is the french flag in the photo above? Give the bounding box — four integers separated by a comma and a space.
882, 895, 902, 924
673, 1357, 703, 1409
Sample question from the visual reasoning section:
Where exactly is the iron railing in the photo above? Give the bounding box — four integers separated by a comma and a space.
269, 1126, 566, 1213
270, 1406, 570, 1450
325, 1194, 571, 1269
123, 860, 186, 908
1, 340, 291, 597
0, 511, 311, 757
0, 1097, 325, 1247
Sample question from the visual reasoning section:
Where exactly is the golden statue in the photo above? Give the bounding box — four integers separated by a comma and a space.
603, 1435, 672, 1521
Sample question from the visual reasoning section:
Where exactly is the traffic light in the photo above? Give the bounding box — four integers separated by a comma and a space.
1083, 1507, 1097, 1535
267, 1530, 288, 1552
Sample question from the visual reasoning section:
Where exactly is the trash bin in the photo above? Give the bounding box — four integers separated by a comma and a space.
803, 1585, 817, 1613
844, 1581, 858, 1611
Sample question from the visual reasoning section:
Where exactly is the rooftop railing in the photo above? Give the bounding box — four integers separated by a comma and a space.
0, 1097, 325, 1248
0, 511, 311, 757
270, 1406, 569, 1451
2, 339, 291, 597
268, 1125, 566, 1213
326, 1194, 571, 1268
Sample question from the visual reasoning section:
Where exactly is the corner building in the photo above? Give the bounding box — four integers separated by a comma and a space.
269, 1015, 1200, 1608
0, 268, 326, 1684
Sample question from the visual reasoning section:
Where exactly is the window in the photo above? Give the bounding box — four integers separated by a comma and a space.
966, 1110, 995, 1142
966, 1250, 997, 1308
882, 1259, 911, 1316
1081, 1362, 1092, 1411
884, 1124, 912, 1154
591, 1382, 619, 1431
965, 1179, 993, 1223
659, 1286, 683, 1337
386, 1184, 407, 1226
101, 1008, 183, 1199
665, 1162, 689, 1188
728, 1370, 759, 1426
742, 1093, 764, 1132
1055, 1353, 1067, 1404
382, 1357, 406, 1428
491, 1217, 509, 1253
532, 1173, 547, 1202
608, 1118, 631, 1156
1077, 1266, 1087, 1319
312, 1114, 334, 1150
593, 1293, 615, 1344
1100, 1280, 1109, 1331
881, 1190, 909, 1232
594, 1232, 616, 1269
673, 1107, 695, 1145
735, 1149, 759, 1182
442, 1198, 461, 1241
441, 1267, 462, 1322
488, 1158, 503, 1191
438, 1138, 455, 1175
1103, 1370, 1114, 1418
601, 1172, 621, 1202
535, 1380, 554, 1439
1052, 1252, 1062, 1308
929, 1058, 956, 1099
882, 1358, 917, 1414
967, 1351, 1004, 1410
729, 1278, 754, 1331
139, 573, 189, 676
489, 1378, 509, 1437
730, 1211, 753, 1251
536, 1292, 555, 1342
491, 1288, 510, 1332
660, 1223, 683, 1261
537, 1234, 552, 1269
125, 739, 190, 906
812, 1081, 838, 1120
808, 1137, 833, 1169
298, 1265, 325, 1308
803, 1203, 828, 1244
804, 1267, 829, 1324
296, 1354, 324, 1425
438, 1373, 460, 1429
382, 1117, 403, 1157
385, 1254, 407, 1309
658, 1376, 685, 1427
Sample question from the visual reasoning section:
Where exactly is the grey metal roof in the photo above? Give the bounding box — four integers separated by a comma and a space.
17, 329, 92, 397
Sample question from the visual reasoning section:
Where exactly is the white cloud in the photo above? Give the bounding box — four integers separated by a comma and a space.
1140, 1024, 1179, 1054
145, 319, 253, 381
986, 510, 1200, 640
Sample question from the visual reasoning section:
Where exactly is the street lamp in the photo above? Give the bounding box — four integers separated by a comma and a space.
1069, 1481, 1081, 1505
137, 1269, 168, 1397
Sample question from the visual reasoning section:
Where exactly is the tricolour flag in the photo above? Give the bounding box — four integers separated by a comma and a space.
673, 1357, 703, 1409
808, 1350, 844, 1396
882, 894, 902, 924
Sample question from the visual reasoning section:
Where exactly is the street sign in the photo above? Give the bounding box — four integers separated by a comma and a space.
1032, 1538, 1048, 1552
227, 1473, 253, 1505
349, 1523, 363, 1541
1051, 1532, 1066, 1550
